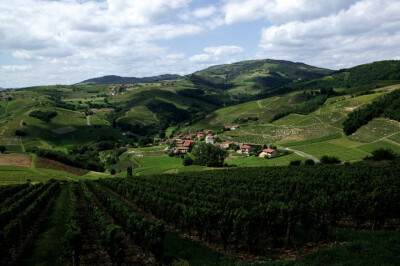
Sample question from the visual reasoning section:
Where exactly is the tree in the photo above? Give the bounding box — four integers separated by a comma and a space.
305, 159, 315, 165
192, 143, 228, 167
320, 156, 341, 164
364, 148, 398, 161
289, 160, 301, 166
110, 169, 116, 175
15, 130, 27, 136
127, 166, 133, 177
0, 145, 6, 153
183, 156, 193, 166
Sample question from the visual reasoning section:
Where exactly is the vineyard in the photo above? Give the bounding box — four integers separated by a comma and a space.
1, 162, 399, 265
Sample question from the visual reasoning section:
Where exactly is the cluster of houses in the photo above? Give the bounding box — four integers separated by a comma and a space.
0, 94, 12, 101
160, 128, 278, 158
224, 125, 241, 131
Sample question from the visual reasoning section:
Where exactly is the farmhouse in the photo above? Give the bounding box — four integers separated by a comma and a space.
224, 125, 241, 130
183, 140, 195, 147
184, 133, 197, 139
259, 149, 278, 158
206, 135, 216, 144
241, 145, 254, 154
174, 147, 189, 154
221, 141, 233, 149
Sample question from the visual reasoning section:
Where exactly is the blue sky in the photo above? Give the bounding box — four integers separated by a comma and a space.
1, 0, 400, 88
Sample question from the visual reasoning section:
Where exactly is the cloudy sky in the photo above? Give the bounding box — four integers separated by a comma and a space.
1, 0, 400, 88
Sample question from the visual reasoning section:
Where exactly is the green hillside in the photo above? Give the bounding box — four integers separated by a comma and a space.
76, 74, 181, 85
218, 84, 400, 162
190, 59, 332, 92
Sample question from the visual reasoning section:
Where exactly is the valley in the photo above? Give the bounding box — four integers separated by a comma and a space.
0, 59, 400, 265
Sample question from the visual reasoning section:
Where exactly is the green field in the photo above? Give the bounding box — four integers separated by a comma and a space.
183, 92, 304, 131
0, 165, 79, 185
226, 153, 306, 167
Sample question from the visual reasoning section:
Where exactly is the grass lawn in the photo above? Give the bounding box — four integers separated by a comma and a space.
292, 141, 369, 162
0, 166, 79, 185
303, 230, 400, 265
19, 184, 69, 265
134, 145, 168, 151
356, 140, 400, 154
226, 153, 306, 167
348, 118, 400, 143
163, 232, 234, 265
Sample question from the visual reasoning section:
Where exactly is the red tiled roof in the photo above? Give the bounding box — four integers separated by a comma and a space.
184, 140, 195, 147
263, 149, 275, 153
242, 145, 251, 149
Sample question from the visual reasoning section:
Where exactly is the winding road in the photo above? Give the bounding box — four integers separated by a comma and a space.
278, 146, 321, 162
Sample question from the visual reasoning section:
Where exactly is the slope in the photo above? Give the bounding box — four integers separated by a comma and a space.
76, 74, 181, 85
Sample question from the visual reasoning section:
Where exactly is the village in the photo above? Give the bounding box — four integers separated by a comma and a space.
159, 127, 279, 159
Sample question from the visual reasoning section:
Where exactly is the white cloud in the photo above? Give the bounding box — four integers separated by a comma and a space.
258, 0, 400, 69
0, 0, 210, 87
189, 53, 217, 63
223, 0, 359, 25
204, 46, 244, 57
193, 6, 217, 18
1, 65, 31, 72
189, 45, 244, 63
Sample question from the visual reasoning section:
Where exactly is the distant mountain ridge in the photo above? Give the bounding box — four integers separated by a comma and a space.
76, 74, 181, 85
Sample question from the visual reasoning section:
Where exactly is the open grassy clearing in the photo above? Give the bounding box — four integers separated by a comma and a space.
357, 140, 400, 154
183, 92, 303, 132
117, 105, 158, 125
388, 132, 400, 144
290, 141, 369, 161
348, 118, 400, 143
303, 230, 400, 266
0, 153, 32, 167
0, 165, 79, 185
226, 153, 306, 167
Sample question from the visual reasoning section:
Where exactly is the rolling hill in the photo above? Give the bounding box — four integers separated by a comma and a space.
1, 59, 399, 166
188, 59, 333, 97
76, 74, 181, 85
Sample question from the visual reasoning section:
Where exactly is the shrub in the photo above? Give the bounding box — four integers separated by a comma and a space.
364, 148, 398, 161
29, 110, 57, 122
320, 156, 341, 164
305, 159, 315, 165
15, 129, 27, 136
290, 160, 301, 166
183, 156, 193, 166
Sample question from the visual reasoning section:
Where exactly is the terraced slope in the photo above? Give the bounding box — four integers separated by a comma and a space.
219, 85, 400, 162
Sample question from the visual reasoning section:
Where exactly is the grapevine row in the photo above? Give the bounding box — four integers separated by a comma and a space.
79, 182, 125, 265
62, 183, 81, 264
0, 183, 29, 203
2, 183, 41, 208
85, 180, 165, 261
0, 180, 59, 261
98, 162, 400, 253
0, 180, 57, 229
